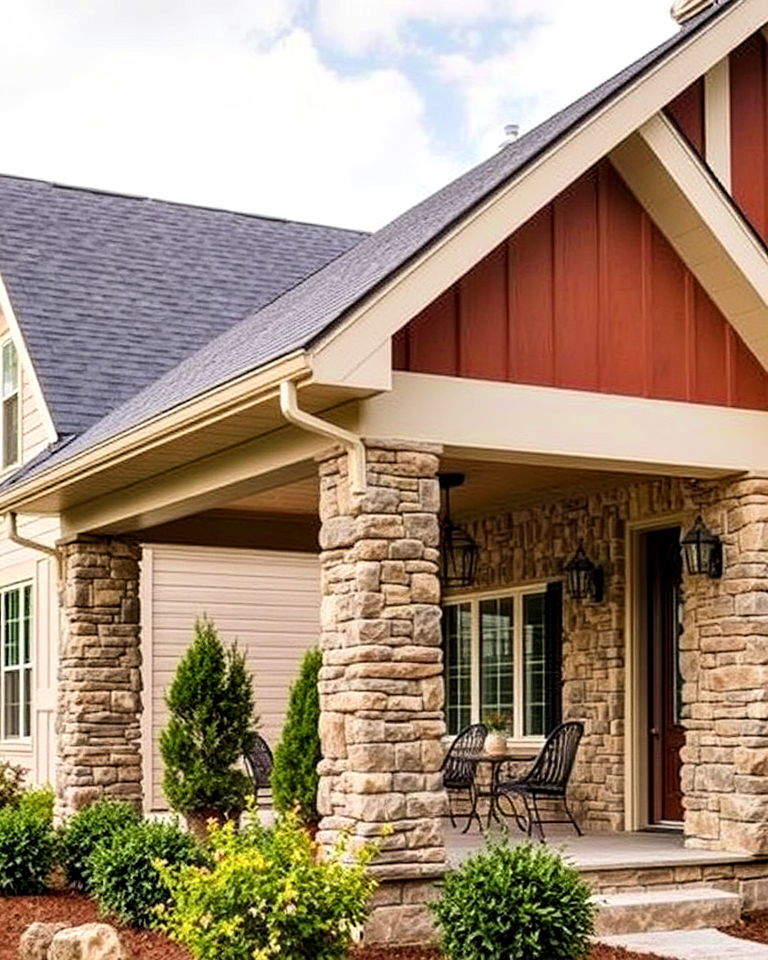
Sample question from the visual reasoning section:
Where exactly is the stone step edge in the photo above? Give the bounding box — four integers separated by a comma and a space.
592, 886, 742, 936
594, 886, 741, 907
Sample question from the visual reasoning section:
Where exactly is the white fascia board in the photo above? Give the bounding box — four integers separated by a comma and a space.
353, 372, 768, 476
611, 112, 768, 371
309, 0, 764, 388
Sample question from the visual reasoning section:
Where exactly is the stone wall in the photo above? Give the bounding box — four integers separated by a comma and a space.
56, 536, 143, 819
316, 440, 448, 922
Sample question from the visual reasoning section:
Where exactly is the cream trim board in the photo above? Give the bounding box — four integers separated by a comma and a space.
0, 275, 56, 446
355, 372, 768, 476
612, 112, 768, 370
623, 514, 685, 833
704, 58, 732, 190
309, 0, 763, 386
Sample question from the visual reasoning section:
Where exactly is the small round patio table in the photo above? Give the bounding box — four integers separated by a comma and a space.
463, 750, 534, 832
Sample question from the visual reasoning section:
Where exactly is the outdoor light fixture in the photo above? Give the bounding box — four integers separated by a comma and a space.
564, 541, 604, 602
439, 473, 479, 589
680, 516, 723, 579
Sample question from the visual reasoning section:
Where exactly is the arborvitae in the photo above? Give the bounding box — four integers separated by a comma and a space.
271, 648, 322, 825
160, 617, 258, 815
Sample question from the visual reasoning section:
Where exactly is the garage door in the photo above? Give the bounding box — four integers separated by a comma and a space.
142, 544, 320, 810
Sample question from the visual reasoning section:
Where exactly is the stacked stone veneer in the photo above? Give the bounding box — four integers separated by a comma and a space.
56, 536, 143, 819
316, 442, 447, 943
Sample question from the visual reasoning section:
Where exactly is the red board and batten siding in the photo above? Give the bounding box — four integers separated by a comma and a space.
393, 159, 768, 411
730, 32, 768, 244
666, 77, 706, 156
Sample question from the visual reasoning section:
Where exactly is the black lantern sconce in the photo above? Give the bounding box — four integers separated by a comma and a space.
564, 540, 604, 602
680, 515, 723, 579
439, 473, 479, 589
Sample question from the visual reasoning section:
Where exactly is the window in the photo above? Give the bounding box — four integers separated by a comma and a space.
442, 583, 562, 739
1, 583, 32, 739
1, 339, 19, 468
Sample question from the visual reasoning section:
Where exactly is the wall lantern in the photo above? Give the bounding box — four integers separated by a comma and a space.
564, 541, 604, 602
680, 515, 723, 579
439, 473, 479, 589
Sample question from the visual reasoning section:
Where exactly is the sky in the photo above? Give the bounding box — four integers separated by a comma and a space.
0, 1, 679, 231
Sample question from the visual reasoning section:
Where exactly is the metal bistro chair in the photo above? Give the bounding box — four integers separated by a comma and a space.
243, 733, 274, 804
496, 721, 584, 840
441, 723, 487, 833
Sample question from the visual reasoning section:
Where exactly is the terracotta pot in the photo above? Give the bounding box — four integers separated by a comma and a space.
185, 807, 240, 841
484, 732, 508, 756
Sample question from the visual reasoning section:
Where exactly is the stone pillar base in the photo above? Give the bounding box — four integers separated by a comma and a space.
363, 877, 441, 945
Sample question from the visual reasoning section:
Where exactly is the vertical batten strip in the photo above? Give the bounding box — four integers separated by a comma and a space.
704, 58, 732, 190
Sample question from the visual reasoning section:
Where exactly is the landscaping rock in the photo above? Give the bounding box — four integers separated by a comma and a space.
18, 923, 68, 960
48, 924, 129, 960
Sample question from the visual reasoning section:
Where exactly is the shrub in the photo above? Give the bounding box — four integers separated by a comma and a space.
0, 805, 56, 894
89, 819, 207, 928
0, 760, 25, 808
60, 797, 141, 891
16, 786, 55, 825
431, 838, 595, 960
161, 617, 258, 817
271, 648, 322, 825
158, 810, 378, 960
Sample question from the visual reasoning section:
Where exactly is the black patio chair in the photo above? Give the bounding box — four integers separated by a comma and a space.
243, 733, 274, 803
496, 720, 584, 840
441, 723, 487, 833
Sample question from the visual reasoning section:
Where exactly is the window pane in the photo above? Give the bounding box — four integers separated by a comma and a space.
4, 669, 19, 738
3, 393, 18, 467
2, 341, 18, 397
443, 604, 472, 735
523, 592, 548, 737
22, 586, 31, 665
480, 597, 513, 730
23, 667, 31, 738
4, 589, 19, 667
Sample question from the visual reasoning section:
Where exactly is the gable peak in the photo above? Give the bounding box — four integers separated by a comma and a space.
671, 0, 716, 25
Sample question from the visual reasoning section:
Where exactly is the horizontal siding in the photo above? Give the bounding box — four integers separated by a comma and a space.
145, 545, 320, 810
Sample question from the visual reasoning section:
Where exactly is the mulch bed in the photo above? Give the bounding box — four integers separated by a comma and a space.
722, 910, 768, 945
0, 894, 668, 960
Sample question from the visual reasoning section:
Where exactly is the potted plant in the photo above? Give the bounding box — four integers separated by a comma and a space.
483, 713, 511, 755
160, 617, 258, 839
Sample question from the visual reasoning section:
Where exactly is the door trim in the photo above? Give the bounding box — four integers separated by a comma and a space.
624, 513, 685, 832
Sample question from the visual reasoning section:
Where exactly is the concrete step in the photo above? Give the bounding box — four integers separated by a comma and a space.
593, 886, 742, 936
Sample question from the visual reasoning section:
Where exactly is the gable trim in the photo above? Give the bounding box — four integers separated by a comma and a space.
309, 0, 763, 389
0, 276, 57, 447
704, 57, 732, 188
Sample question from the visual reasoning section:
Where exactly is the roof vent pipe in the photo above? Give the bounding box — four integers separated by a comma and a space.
671, 0, 714, 24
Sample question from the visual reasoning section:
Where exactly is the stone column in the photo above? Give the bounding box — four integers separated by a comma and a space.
56, 536, 143, 820
681, 475, 768, 854
316, 441, 447, 943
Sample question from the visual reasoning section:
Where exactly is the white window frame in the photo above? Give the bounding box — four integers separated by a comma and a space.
443, 582, 551, 747
0, 335, 20, 472
0, 581, 33, 742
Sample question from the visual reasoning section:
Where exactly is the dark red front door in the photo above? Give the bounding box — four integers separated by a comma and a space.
646, 527, 685, 824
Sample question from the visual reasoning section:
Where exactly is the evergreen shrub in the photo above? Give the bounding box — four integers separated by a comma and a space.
60, 797, 141, 891
0, 804, 56, 894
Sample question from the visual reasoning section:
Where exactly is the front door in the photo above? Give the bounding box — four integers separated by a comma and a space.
646, 526, 685, 825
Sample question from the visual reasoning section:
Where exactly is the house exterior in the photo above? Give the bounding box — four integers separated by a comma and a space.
1, 0, 768, 938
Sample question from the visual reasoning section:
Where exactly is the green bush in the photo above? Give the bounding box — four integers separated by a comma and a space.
89, 819, 206, 928
158, 810, 377, 960
16, 786, 55, 825
431, 839, 595, 960
161, 617, 258, 817
60, 797, 141, 891
0, 805, 56, 894
271, 648, 322, 825
0, 760, 25, 808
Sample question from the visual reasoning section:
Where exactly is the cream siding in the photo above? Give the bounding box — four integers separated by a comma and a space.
142, 544, 320, 811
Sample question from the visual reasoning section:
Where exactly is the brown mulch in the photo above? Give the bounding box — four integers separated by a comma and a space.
0, 895, 668, 960
722, 909, 768, 945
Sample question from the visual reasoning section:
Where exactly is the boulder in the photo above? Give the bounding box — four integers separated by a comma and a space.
18, 923, 68, 960
48, 924, 129, 960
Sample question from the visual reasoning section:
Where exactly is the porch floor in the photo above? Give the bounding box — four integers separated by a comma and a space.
444, 822, 760, 873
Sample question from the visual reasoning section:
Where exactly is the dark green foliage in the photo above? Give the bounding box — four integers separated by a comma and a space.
161, 618, 258, 815
60, 797, 141, 891
271, 648, 322, 824
0, 805, 56, 894
88, 819, 207, 928
431, 838, 595, 960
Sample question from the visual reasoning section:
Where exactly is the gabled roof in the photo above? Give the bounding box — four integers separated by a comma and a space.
1, 0, 748, 490
0, 176, 366, 437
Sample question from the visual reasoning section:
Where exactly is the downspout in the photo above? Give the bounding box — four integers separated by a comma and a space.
279, 379, 367, 494
7, 511, 57, 558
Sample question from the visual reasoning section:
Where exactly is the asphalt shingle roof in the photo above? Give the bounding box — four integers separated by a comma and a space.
1, 0, 740, 489
0, 177, 366, 438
